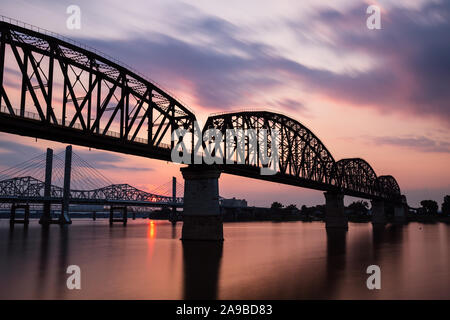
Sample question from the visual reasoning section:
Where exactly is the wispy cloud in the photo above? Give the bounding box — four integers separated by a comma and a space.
369, 136, 450, 153
69, 0, 450, 124
293, 1, 450, 123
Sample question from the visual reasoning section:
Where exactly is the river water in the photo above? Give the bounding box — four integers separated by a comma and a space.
1, 219, 449, 299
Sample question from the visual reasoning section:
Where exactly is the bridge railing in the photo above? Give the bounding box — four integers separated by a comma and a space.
209, 108, 291, 118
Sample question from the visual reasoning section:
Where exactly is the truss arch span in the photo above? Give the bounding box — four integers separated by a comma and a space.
0, 19, 196, 161
203, 110, 336, 186
333, 158, 379, 196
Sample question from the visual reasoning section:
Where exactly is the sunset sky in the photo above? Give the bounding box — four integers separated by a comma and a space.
0, 0, 449, 207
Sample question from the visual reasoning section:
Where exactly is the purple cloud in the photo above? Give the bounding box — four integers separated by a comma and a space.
370, 135, 450, 153
301, 1, 450, 122
74, 1, 449, 125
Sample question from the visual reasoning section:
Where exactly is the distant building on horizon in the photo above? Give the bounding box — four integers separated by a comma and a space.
221, 197, 248, 208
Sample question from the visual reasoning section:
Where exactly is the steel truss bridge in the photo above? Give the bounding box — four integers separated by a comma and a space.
203, 112, 401, 202
0, 18, 403, 204
0, 176, 182, 207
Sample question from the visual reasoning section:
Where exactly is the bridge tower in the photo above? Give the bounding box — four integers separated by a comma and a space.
39, 148, 53, 225
59, 145, 72, 224
180, 165, 223, 241
169, 177, 177, 224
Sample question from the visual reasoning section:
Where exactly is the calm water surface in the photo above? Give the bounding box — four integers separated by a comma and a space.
1, 219, 449, 299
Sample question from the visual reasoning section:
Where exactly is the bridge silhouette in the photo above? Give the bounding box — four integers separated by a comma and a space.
0, 147, 184, 225
0, 156, 183, 207
0, 17, 408, 239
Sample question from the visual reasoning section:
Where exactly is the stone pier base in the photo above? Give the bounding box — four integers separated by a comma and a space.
181, 166, 223, 241
394, 205, 407, 223
371, 199, 387, 225
39, 205, 52, 225
324, 192, 348, 229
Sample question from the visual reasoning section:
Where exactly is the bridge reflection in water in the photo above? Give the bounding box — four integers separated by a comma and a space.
182, 241, 223, 300
1, 220, 450, 299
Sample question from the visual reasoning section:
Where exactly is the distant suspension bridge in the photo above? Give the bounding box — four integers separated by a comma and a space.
0, 146, 184, 223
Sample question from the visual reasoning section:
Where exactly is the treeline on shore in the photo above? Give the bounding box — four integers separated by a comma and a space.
1, 196, 448, 223
253, 195, 450, 223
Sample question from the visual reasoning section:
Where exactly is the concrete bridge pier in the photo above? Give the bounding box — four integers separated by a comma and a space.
39, 148, 53, 226
109, 206, 128, 226
59, 145, 72, 225
371, 199, 387, 225
394, 204, 407, 223
324, 192, 348, 229
10, 203, 30, 226
181, 165, 223, 241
